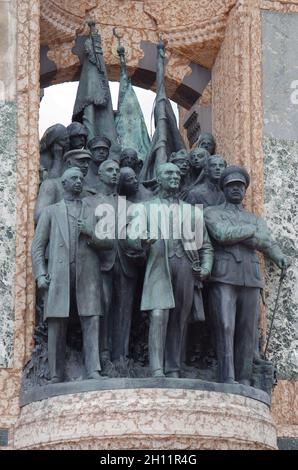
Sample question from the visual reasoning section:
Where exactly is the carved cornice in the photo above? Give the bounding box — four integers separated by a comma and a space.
143, 0, 236, 30
40, 0, 226, 105
40, 0, 236, 68
40, 0, 96, 45
163, 12, 230, 68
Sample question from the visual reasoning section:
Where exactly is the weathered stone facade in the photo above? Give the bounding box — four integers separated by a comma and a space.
0, 0, 297, 449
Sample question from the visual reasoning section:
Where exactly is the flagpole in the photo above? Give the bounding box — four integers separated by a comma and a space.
113, 28, 129, 111
155, 39, 168, 167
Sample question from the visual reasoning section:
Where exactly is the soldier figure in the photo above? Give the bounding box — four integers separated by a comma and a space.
32, 168, 110, 382
204, 165, 290, 385
85, 136, 111, 193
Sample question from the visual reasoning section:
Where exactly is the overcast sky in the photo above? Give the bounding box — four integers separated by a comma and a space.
39, 81, 178, 138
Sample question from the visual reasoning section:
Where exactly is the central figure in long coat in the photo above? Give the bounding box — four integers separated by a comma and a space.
126, 162, 214, 378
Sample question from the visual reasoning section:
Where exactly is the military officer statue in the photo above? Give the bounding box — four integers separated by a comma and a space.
204, 165, 290, 385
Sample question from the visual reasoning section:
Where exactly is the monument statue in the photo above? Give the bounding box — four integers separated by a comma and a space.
119, 167, 152, 203
85, 160, 142, 363
109, 142, 122, 163
186, 155, 226, 208
72, 22, 117, 143
168, 149, 191, 200
28, 23, 290, 401
188, 147, 210, 187
204, 165, 290, 385
84, 136, 111, 193
183, 154, 226, 368
39, 124, 69, 180
120, 148, 143, 175
126, 162, 214, 377
197, 132, 216, 155
34, 149, 92, 223
31, 167, 112, 383
67, 122, 88, 150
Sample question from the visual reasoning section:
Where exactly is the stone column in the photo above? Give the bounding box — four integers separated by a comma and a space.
212, 0, 297, 448
0, 0, 17, 369
212, 0, 263, 214
0, 0, 40, 449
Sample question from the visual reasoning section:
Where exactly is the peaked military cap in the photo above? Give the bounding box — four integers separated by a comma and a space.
88, 136, 111, 150
63, 148, 92, 162
220, 165, 250, 190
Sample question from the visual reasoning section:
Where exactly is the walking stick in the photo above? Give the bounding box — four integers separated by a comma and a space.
264, 267, 287, 359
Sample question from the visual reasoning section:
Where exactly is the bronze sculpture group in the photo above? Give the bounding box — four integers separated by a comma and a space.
31, 23, 290, 392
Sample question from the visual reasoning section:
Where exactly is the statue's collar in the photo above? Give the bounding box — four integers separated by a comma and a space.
225, 202, 244, 211
64, 196, 82, 202
158, 190, 179, 201
99, 187, 118, 197
207, 180, 221, 191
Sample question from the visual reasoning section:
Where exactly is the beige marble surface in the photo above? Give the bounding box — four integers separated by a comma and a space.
14, 388, 277, 450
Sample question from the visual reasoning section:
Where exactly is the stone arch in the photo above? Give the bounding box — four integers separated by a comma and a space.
39, 0, 236, 107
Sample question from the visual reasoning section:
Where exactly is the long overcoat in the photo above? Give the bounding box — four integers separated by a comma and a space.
126, 197, 214, 312
31, 198, 107, 320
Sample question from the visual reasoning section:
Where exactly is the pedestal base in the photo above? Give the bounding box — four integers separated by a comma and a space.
14, 387, 277, 450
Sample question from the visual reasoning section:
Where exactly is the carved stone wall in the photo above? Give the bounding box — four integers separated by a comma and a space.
0, 0, 297, 449
39, 0, 237, 108
40, 0, 236, 68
